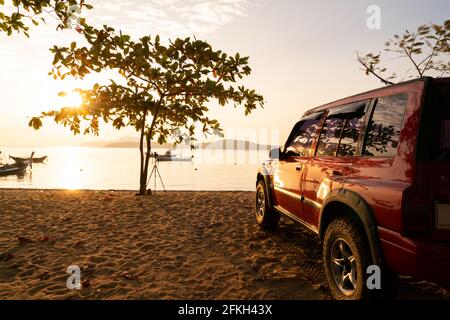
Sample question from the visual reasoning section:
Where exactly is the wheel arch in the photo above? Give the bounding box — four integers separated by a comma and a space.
319, 189, 383, 267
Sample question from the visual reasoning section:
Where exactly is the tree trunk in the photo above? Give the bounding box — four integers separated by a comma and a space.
138, 112, 147, 195
138, 98, 163, 195
143, 131, 152, 191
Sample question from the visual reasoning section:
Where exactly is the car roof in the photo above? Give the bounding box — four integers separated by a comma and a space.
303, 76, 449, 116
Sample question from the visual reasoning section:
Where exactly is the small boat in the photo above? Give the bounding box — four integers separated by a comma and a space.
154, 150, 193, 162
156, 155, 194, 162
0, 163, 28, 177
10, 155, 48, 164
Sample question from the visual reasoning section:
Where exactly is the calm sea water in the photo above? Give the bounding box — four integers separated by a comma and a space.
0, 147, 269, 191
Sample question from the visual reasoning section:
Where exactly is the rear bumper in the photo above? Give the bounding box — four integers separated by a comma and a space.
379, 227, 450, 281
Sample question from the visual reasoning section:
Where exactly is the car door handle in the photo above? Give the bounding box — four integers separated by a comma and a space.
296, 165, 302, 171
332, 170, 343, 176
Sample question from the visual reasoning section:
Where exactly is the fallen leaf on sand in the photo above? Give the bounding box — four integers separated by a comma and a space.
17, 236, 33, 244
81, 264, 95, 275
73, 240, 83, 248
82, 279, 91, 288
38, 236, 50, 242
208, 220, 222, 228
121, 271, 135, 280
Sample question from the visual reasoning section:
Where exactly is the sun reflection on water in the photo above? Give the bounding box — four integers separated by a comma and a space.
57, 147, 83, 190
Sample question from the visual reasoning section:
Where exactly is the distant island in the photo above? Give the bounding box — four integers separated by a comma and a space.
80, 138, 274, 151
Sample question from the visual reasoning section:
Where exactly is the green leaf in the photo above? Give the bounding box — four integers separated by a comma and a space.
29, 117, 43, 130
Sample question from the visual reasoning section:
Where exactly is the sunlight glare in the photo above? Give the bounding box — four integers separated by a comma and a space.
60, 92, 83, 108
57, 147, 83, 190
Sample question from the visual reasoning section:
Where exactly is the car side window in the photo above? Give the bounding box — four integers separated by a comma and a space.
337, 105, 367, 157
363, 93, 408, 157
285, 113, 323, 156
317, 102, 367, 157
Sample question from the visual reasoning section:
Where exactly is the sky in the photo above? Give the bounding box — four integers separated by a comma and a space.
1, 0, 450, 147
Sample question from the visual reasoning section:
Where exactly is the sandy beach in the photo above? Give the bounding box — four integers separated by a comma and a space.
0, 189, 449, 300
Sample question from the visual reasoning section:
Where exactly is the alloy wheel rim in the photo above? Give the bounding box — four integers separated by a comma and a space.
256, 187, 265, 219
330, 238, 357, 296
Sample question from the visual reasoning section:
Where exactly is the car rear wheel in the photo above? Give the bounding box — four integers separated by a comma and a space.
323, 217, 390, 300
255, 180, 279, 229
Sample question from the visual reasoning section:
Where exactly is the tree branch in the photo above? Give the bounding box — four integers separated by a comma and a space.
356, 53, 395, 85
421, 33, 443, 75
402, 33, 423, 77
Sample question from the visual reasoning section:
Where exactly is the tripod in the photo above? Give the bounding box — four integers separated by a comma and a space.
146, 157, 167, 192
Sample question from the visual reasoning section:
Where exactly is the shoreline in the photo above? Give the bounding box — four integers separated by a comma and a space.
0, 188, 254, 193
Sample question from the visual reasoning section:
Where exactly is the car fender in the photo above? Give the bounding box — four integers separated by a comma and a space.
256, 168, 274, 208
319, 188, 383, 266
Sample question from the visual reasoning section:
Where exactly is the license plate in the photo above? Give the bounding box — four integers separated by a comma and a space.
436, 203, 450, 229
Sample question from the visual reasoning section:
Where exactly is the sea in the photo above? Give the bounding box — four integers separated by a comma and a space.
0, 147, 271, 191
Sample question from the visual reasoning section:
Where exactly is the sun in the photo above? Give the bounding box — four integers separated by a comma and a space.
60, 92, 83, 108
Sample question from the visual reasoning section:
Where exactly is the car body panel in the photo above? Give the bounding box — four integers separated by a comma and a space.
256, 77, 450, 282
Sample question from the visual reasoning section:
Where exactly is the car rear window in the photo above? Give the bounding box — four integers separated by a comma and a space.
430, 83, 450, 161
363, 93, 408, 157
442, 119, 450, 151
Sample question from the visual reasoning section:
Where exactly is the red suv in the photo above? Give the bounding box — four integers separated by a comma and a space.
255, 77, 450, 300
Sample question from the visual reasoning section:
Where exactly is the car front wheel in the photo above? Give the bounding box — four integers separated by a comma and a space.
255, 180, 279, 229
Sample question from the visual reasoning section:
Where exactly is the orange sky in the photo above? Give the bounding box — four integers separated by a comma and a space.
1, 0, 450, 147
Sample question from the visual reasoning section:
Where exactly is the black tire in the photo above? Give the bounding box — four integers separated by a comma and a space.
255, 180, 280, 229
323, 217, 397, 300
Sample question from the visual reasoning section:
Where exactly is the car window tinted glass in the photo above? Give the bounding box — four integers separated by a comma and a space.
442, 120, 450, 150
337, 105, 367, 157
418, 83, 450, 162
435, 84, 450, 160
363, 93, 408, 157
285, 113, 323, 156
317, 102, 367, 157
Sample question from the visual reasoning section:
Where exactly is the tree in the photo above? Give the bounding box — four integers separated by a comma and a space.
0, 0, 92, 37
357, 20, 450, 85
29, 25, 264, 195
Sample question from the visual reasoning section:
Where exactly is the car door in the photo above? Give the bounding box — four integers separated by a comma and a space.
273, 112, 324, 219
301, 101, 370, 227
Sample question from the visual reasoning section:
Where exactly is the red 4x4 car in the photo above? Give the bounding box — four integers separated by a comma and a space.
256, 77, 450, 300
